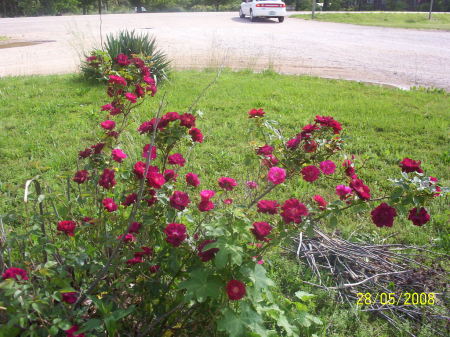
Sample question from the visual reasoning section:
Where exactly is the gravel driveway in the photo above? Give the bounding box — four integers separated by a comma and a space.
1, 12, 449, 90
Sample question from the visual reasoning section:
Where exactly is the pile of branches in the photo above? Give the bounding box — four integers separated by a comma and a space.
287, 227, 449, 337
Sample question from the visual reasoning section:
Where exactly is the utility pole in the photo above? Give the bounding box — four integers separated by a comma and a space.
311, 0, 316, 19
428, 0, 434, 20
98, 0, 102, 15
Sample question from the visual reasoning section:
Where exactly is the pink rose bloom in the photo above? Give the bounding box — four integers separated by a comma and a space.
200, 190, 216, 200
142, 144, 157, 160
313, 195, 327, 210
118, 233, 136, 243
350, 179, 371, 200
223, 198, 233, 205
102, 198, 118, 212
112, 149, 127, 163
57, 220, 76, 236
168, 153, 186, 167
146, 171, 166, 189
2, 267, 29, 281
267, 167, 286, 185
248, 108, 265, 118
314, 115, 342, 134
246, 181, 258, 189
115, 53, 130, 66
186, 172, 200, 187
301, 165, 321, 182
336, 185, 352, 199
319, 160, 336, 175
124, 92, 137, 103
256, 145, 273, 156
218, 177, 237, 191
108, 75, 127, 86
100, 120, 116, 130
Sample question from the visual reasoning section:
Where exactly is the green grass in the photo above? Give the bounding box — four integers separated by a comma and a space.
0, 36, 9, 41
0, 70, 449, 336
291, 13, 450, 30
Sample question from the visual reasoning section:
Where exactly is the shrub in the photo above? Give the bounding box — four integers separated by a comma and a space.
82, 30, 170, 84
0, 57, 447, 336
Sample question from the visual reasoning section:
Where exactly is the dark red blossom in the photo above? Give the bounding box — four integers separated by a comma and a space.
251, 222, 272, 241
186, 172, 200, 187
147, 171, 166, 189
164, 169, 178, 182
302, 124, 320, 134
301, 165, 321, 182
179, 113, 196, 128
149, 265, 160, 273
125, 92, 137, 103
198, 200, 215, 212
73, 170, 89, 184
350, 179, 371, 200
100, 120, 115, 130
128, 222, 142, 234
218, 177, 237, 191
135, 85, 145, 98
408, 207, 430, 226
57, 220, 76, 236
99, 169, 116, 189
142, 144, 157, 160
78, 148, 92, 159
2, 267, 28, 281
168, 153, 186, 167
303, 140, 318, 153
248, 108, 265, 118
126, 257, 143, 265
261, 154, 279, 168
108, 75, 127, 86
145, 189, 158, 206
257, 200, 280, 214
314, 115, 342, 134
115, 53, 130, 66
169, 191, 191, 211
226, 280, 246, 300
371, 203, 397, 227
102, 198, 118, 212
257, 145, 273, 156
189, 127, 204, 143
118, 233, 136, 243
163, 111, 180, 122
91, 142, 105, 154
399, 158, 423, 173
122, 193, 137, 207
62, 292, 78, 304
281, 199, 309, 224
65, 325, 85, 337
164, 223, 187, 247
286, 137, 301, 149
197, 239, 219, 262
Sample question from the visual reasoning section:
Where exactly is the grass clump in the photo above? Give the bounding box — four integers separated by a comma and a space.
291, 13, 450, 30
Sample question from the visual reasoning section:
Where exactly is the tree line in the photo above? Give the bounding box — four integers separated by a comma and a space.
1, 0, 449, 17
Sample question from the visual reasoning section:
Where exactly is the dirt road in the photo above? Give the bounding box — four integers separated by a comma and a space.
1, 12, 449, 90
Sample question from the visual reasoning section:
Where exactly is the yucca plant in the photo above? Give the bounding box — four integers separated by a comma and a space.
82, 30, 170, 84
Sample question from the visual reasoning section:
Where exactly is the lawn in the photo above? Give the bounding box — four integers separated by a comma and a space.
0, 70, 449, 336
291, 13, 450, 30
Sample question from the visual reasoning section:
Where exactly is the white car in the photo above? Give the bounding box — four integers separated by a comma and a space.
239, 0, 287, 23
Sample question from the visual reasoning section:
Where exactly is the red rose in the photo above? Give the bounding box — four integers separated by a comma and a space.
2, 267, 28, 281
146, 171, 166, 189
257, 200, 280, 214
198, 200, 215, 212
200, 190, 215, 200
179, 113, 196, 128
91, 142, 105, 154
163, 111, 180, 122
314, 115, 342, 134
248, 108, 265, 118
78, 148, 92, 159
146, 189, 158, 207
118, 233, 136, 243
62, 292, 78, 304
218, 177, 237, 191
189, 127, 204, 143
57, 220, 76, 236
164, 223, 187, 247
126, 257, 143, 265
164, 169, 178, 182
399, 158, 423, 173
251, 222, 272, 241
169, 191, 191, 211
115, 53, 130, 66
261, 154, 279, 168
99, 169, 116, 189
408, 207, 430, 226
142, 144, 157, 160
301, 165, 321, 182
313, 195, 327, 210
226, 280, 246, 300
303, 140, 318, 153
371, 203, 397, 227
65, 325, 85, 337
286, 137, 300, 149
128, 222, 142, 234
122, 193, 137, 207
319, 160, 336, 175
197, 239, 219, 262
256, 145, 273, 156
108, 75, 127, 86
124, 92, 137, 103
73, 170, 89, 184
302, 124, 320, 134
102, 198, 118, 212
350, 179, 371, 200
186, 172, 200, 187
280, 199, 309, 224
100, 120, 115, 130
267, 167, 286, 185
168, 153, 186, 167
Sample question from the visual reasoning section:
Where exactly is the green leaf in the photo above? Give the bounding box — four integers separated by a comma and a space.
77, 319, 102, 333
329, 215, 338, 227
217, 308, 246, 337
390, 187, 404, 200
210, 240, 243, 269
247, 264, 275, 292
179, 269, 222, 303
294, 290, 315, 301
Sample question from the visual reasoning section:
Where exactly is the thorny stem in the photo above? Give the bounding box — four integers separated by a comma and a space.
73, 93, 167, 309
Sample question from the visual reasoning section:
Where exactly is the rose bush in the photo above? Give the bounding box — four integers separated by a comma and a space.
0, 57, 447, 337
